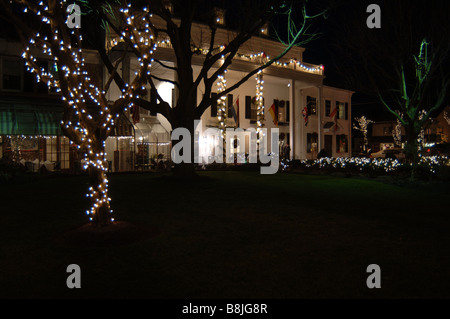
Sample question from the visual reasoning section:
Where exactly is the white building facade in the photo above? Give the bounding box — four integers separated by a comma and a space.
0, 13, 354, 173
103, 15, 354, 167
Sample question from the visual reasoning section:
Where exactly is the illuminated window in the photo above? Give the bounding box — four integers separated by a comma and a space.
336, 101, 348, 120
260, 23, 269, 36
46, 136, 58, 162
383, 126, 393, 135
214, 8, 225, 25
163, 0, 173, 13
60, 136, 71, 169
307, 132, 318, 153
307, 96, 317, 115
336, 134, 348, 153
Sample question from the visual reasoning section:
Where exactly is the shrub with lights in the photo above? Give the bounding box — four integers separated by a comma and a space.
281, 156, 450, 181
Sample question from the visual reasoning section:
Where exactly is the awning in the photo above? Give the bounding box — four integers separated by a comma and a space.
0, 110, 14, 135
36, 112, 60, 135
0, 102, 63, 136
323, 121, 335, 129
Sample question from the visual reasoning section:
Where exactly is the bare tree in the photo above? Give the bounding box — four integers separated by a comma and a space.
331, 0, 450, 177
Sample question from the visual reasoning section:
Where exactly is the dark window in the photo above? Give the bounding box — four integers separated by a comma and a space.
2, 58, 22, 90
345, 102, 348, 120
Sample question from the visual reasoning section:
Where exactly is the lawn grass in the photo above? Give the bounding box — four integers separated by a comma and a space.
0, 170, 449, 299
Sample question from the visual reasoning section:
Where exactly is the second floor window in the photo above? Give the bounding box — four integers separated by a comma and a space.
306, 96, 317, 115
336, 101, 348, 120
2, 58, 22, 91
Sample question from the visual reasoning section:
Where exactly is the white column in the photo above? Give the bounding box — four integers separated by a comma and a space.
289, 79, 295, 159
317, 85, 323, 152
296, 89, 304, 159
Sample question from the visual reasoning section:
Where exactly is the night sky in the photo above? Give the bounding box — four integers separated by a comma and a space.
300, 0, 450, 122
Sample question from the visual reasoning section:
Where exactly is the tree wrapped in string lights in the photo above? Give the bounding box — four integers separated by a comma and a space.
392, 118, 403, 147
353, 116, 373, 152
2, 1, 159, 227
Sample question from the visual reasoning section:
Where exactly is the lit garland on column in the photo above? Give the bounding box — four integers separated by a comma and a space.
15, 1, 157, 226
255, 70, 265, 144
216, 71, 227, 139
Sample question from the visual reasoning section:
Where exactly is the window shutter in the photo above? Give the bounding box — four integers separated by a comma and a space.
307, 96, 311, 115
307, 133, 311, 153
274, 99, 279, 123
336, 101, 340, 119
286, 101, 290, 122
227, 94, 233, 118
345, 102, 348, 120
245, 96, 252, 119
210, 93, 218, 117
325, 100, 330, 116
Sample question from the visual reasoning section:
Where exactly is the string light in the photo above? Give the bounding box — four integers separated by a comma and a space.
290, 155, 449, 175
393, 118, 403, 147
17, 0, 158, 226
216, 71, 227, 139
255, 71, 265, 144
444, 109, 450, 125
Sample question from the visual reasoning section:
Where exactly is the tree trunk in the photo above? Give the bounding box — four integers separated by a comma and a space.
171, 79, 197, 178
404, 125, 420, 179
171, 120, 197, 178
86, 141, 112, 227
